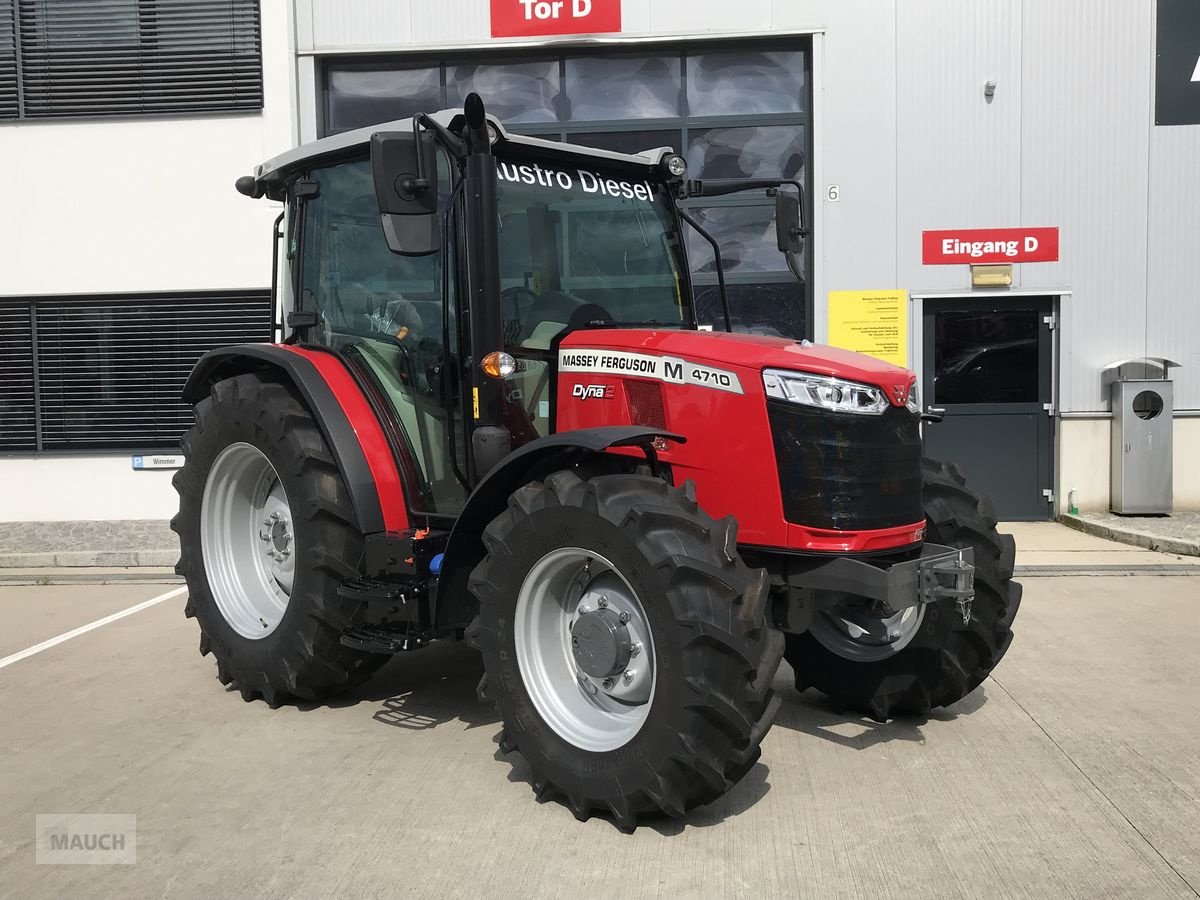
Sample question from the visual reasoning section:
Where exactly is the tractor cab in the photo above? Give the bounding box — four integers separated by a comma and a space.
242, 98, 799, 517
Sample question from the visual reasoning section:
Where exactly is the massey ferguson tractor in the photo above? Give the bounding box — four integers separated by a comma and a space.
173, 95, 1020, 829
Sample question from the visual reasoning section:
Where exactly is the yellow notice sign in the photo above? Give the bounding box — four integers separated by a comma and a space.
827, 290, 909, 367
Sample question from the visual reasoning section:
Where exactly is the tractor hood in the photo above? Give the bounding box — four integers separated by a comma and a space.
560, 329, 916, 400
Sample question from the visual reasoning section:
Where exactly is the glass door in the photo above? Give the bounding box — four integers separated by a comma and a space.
922, 296, 1055, 520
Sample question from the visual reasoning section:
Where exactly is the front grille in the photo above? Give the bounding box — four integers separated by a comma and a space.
767, 400, 923, 531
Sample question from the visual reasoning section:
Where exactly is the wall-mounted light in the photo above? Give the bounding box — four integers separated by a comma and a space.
984, 80, 997, 101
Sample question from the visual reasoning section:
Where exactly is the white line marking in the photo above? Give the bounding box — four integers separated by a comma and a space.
0, 586, 188, 671
1192, 53, 1200, 82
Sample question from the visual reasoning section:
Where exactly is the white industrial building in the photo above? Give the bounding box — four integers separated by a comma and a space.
2, 0, 1198, 523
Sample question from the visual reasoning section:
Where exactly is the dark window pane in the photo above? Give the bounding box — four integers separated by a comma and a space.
687, 125, 805, 179
686, 205, 795, 274
17, 0, 263, 119
0, 303, 36, 450
694, 282, 806, 338
29, 292, 270, 450
571, 130, 682, 156
933, 311, 1040, 404
0, 1, 15, 119
564, 55, 680, 120
447, 61, 560, 123
326, 67, 441, 133
687, 50, 805, 116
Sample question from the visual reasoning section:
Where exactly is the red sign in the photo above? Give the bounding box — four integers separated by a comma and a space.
922, 227, 1059, 265
490, 0, 621, 37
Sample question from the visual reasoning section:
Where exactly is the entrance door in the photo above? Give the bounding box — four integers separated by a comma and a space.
922, 296, 1054, 520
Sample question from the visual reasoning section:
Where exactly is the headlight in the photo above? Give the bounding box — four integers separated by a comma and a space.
905, 381, 921, 414
763, 369, 889, 416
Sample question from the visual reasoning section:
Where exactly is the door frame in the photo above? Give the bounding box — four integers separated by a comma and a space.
909, 288, 1068, 517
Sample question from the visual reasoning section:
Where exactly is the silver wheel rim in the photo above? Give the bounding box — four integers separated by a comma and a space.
200, 442, 294, 640
514, 548, 656, 752
809, 598, 926, 663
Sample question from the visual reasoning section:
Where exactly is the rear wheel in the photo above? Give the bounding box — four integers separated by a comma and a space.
784, 458, 1021, 721
467, 471, 783, 828
172, 373, 386, 705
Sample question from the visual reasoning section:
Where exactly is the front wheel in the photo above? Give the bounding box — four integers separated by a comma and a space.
467, 471, 783, 828
784, 458, 1021, 721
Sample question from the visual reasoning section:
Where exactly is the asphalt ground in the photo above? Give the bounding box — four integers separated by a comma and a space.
2, 576, 1198, 899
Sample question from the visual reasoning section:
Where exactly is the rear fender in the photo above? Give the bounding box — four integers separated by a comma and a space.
434, 427, 684, 629
184, 344, 408, 535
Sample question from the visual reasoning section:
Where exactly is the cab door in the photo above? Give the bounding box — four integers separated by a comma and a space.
298, 154, 469, 517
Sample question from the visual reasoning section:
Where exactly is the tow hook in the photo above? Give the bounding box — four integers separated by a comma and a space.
921, 552, 975, 625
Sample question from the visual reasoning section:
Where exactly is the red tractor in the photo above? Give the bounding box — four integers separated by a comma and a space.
173, 95, 1019, 829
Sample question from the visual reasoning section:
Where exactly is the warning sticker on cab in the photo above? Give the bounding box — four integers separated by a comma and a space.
558, 349, 743, 394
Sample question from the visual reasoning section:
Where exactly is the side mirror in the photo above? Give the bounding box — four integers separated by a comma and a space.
775, 189, 803, 254
371, 131, 440, 256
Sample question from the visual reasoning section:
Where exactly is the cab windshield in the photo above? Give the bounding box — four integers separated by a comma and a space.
494, 154, 690, 350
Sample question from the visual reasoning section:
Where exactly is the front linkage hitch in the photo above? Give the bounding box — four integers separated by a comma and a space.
768, 543, 977, 634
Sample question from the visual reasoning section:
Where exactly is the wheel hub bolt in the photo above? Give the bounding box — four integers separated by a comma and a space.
630, 642, 641, 657
598, 596, 608, 608
622, 669, 634, 684
618, 611, 630, 624
602, 677, 614, 690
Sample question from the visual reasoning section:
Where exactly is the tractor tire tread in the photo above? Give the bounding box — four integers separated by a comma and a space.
785, 457, 1019, 721
469, 470, 781, 828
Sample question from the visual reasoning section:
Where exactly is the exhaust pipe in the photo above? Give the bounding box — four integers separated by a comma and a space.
463, 92, 493, 156
460, 93, 508, 479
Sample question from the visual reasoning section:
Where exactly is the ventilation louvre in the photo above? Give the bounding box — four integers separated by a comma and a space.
3, 0, 262, 120
0, 290, 270, 451
623, 379, 667, 430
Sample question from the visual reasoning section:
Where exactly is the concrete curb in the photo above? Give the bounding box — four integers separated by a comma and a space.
0, 550, 179, 569
1059, 514, 1200, 558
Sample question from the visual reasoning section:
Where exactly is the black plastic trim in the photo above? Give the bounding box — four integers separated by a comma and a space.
183, 344, 386, 534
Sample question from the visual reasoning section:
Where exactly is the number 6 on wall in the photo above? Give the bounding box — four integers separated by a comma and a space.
826, 184, 840, 202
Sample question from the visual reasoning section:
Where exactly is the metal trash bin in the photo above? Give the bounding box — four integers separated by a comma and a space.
1101, 357, 1180, 515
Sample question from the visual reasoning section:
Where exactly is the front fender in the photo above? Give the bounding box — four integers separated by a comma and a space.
435, 426, 684, 628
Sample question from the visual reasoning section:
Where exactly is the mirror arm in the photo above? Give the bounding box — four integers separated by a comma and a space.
686, 177, 803, 204
414, 112, 467, 162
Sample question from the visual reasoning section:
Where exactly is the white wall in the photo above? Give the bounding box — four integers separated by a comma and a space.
0, 0, 295, 523
1060, 418, 1200, 512
0, 1, 294, 295
0, 457, 178, 522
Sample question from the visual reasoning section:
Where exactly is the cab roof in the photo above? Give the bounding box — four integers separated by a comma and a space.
253, 108, 677, 190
